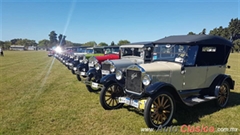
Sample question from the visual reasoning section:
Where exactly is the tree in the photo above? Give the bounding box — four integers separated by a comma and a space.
10, 39, 20, 45
62, 35, 66, 45
38, 39, 50, 48
2, 41, 11, 50
110, 41, 115, 46
83, 41, 97, 47
200, 28, 206, 35
58, 34, 63, 45
0, 41, 4, 49
233, 39, 240, 52
98, 42, 108, 46
187, 32, 196, 35
228, 18, 240, 37
117, 40, 130, 45
49, 31, 58, 47
65, 40, 73, 46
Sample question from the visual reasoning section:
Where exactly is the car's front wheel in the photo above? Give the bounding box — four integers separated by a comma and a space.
86, 76, 101, 92
215, 81, 230, 108
100, 83, 124, 110
144, 91, 175, 129
71, 69, 75, 75
76, 74, 81, 81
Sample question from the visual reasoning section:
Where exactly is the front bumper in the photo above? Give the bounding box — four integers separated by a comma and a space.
118, 97, 147, 110
84, 81, 104, 89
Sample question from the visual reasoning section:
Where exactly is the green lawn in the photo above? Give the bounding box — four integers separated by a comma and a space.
0, 51, 239, 135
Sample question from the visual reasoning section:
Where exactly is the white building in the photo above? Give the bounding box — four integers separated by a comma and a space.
10, 45, 25, 51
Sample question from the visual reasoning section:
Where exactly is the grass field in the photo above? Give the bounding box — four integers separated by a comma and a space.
0, 51, 239, 135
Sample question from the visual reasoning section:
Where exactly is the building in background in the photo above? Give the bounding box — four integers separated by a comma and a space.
10, 45, 25, 51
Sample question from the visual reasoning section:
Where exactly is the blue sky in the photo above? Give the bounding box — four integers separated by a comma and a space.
1, 0, 239, 45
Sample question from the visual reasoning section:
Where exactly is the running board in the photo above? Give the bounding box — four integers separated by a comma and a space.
183, 95, 217, 106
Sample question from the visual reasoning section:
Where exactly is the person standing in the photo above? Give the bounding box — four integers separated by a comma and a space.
0, 47, 4, 56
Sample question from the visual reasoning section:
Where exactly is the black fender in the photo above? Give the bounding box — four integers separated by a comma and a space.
145, 82, 184, 104
208, 74, 235, 96
77, 63, 89, 72
86, 68, 102, 82
100, 73, 125, 88
73, 61, 79, 66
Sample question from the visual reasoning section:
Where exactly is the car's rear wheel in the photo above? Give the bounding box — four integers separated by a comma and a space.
100, 83, 124, 110
86, 76, 101, 92
215, 81, 230, 108
144, 91, 175, 129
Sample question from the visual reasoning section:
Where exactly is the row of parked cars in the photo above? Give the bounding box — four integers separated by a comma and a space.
52, 35, 235, 129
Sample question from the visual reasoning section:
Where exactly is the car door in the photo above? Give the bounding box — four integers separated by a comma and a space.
183, 66, 208, 90
181, 45, 208, 90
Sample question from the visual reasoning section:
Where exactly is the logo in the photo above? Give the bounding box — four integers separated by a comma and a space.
131, 72, 138, 80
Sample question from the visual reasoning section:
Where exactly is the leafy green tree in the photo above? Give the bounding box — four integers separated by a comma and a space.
10, 39, 20, 45
65, 40, 73, 46
187, 32, 196, 35
14, 39, 37, 47
83, 41, 97, 47
98, 42, 108, 46
62, 35, 66, 45
2, 41, 11, 50
38, 39, 50, 48
72, 42, 82, 46
228, 18, 240, 37
110, 41, 115, 46
49, 31, 58, 46
199, 28, 206, 35
233, 39, 240, 52
220, 28, 230, 39
0, 40, 4, 49
117, 40, 130, 45
58, 34, 63, 45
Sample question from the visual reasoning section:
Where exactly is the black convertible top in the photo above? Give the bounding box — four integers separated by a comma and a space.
153, 35, 233, 47
130, 41, 153, 45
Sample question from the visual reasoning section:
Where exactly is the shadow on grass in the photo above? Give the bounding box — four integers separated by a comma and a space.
122, 91, 240, 126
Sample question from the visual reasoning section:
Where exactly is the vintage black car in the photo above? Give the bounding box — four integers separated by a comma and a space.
84, 42, 154, 92
75, 46, 119, 82
99, 35, 235, 129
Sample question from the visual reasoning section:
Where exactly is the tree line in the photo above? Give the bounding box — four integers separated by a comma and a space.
0, 18, 239, 51
187, 18, 240, 52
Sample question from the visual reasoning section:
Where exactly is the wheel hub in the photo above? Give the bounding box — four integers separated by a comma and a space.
158, 107, 164, 114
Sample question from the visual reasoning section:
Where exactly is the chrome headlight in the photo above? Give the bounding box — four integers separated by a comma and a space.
83, 59, 88, 64
110, 64, 116, 72
116, 70, 123, 80
95, 63, 101, 70
93, 59, 98, 65
142, 74, 151, 86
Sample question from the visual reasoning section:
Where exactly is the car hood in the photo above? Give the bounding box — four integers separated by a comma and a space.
139, 61, 182, 83
95, 54, 119, 63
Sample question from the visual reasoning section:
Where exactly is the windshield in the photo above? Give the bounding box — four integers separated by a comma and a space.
105, 48, 119, 54
153, 44, 190, 63
86, 49, 94, 54
77, 48, 87, 53
121, 47, 143, 57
